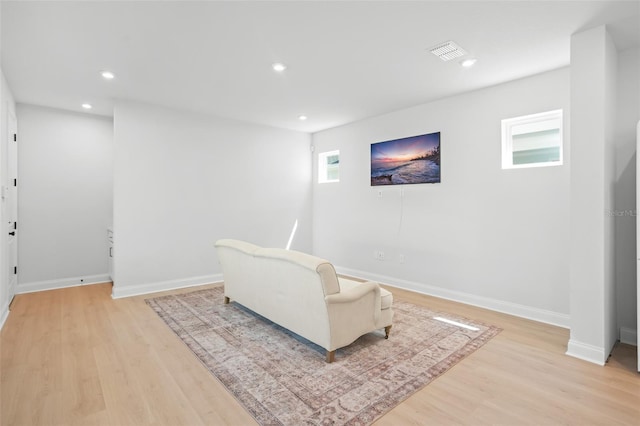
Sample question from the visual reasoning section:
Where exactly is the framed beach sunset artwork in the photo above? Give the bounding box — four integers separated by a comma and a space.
370, 132, 441, 186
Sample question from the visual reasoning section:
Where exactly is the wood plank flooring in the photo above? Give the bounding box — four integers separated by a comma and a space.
1, 282, 638, 425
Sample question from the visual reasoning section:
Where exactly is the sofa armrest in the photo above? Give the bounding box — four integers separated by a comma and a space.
325, 281, 380, 304
324, 281, 382, 350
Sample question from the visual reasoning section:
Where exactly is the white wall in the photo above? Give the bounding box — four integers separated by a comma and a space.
112, 101, 312, 298
614, 47, 640, 345
16, 104, 113, 292
0, 68, 16, 328
312, 68, 571, 326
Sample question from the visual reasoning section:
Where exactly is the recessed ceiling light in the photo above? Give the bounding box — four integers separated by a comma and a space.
101, 70, 115, 80
461, 58, 477, 68
82, 103, 92, 109
272, 63, 287, 72
298, 115, 308, 121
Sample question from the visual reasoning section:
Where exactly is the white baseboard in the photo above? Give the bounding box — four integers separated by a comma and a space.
620, 326, 637, 346
566, 339, 607, 365
336, 266, 571, 329
17, 274, 112, 295
111, 274, 223, 299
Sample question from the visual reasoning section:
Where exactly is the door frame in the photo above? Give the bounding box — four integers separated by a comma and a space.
6, 108, 17, 305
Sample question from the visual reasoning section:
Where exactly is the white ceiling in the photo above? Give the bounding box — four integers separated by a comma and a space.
1, 1, 639, 133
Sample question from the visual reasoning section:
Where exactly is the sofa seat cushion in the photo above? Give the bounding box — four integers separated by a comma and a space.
338, 278, 393, 310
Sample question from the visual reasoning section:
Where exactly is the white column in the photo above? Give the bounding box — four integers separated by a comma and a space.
568, 25, 618, 365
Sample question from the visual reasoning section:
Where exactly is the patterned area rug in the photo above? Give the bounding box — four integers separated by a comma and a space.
146, 286, 500, 425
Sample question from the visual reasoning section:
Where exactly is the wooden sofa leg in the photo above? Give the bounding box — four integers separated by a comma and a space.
326, 350, 335, 363
384, 325, 392, 339
223, 296, 230, 304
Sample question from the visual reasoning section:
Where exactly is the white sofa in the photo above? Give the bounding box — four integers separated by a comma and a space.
214, 239, 393, 362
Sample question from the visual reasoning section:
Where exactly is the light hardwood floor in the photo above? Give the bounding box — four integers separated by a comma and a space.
1, 282, 638, 425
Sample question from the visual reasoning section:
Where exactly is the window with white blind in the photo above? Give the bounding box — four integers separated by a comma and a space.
502, 110, 563, 169
318, 150, 340, 183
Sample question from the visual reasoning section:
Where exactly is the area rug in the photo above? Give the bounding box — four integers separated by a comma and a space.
146, 286, 500, 425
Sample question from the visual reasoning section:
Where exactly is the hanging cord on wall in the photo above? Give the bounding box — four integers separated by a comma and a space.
398, 186, 404, 235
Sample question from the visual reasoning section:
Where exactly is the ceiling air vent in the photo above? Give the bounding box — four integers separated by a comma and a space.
429, 41, 467, 61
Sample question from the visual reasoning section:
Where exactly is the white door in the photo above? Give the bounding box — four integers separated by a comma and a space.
5, 111, 17, 305
637, 120, 640, 372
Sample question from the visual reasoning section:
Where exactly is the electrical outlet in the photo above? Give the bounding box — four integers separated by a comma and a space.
399, 254, 405, 264
377, 251, 385, 261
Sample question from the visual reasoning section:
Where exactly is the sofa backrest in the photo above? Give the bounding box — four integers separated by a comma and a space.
215, 239, 341, 296
253, 247, 341, 296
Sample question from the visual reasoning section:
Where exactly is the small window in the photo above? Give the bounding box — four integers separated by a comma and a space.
502, 109, 563, 169
318, 150, 340, 183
